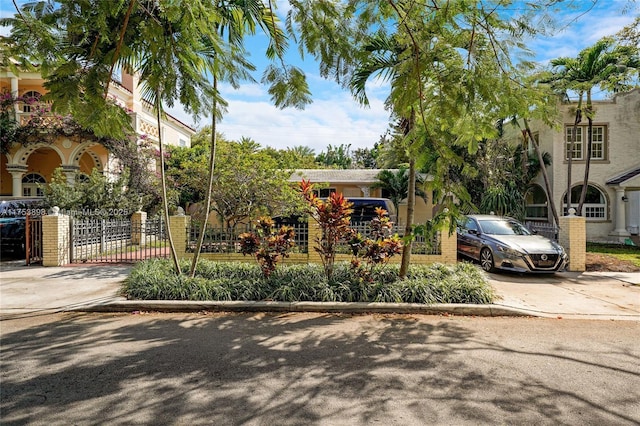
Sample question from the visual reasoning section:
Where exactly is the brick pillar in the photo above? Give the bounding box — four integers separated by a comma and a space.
439, 218, 457, 264
559, 209, 586, 272
307, 221, 322, 264
169, 214, 190, 258
131, 211, 147, 245
42, 209, 70, 266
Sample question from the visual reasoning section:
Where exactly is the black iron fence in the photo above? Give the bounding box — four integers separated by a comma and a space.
187, 221, 310, 254
343, 222, 441, 255
525, 221, 559, 241
186, 221, 440, 256
70, 216, 169, 263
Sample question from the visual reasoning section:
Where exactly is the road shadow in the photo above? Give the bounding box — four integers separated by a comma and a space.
1, 313, 638, 425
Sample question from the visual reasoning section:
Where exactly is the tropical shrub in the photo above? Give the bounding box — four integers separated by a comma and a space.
348, 207, 403, 282
239, 216, 296, 277
300, 179, 354, 279
123, 259, 495, 305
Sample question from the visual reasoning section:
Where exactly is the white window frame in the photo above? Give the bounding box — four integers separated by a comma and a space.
525, 185, 548, 220
590, 126, 605, 160
565, 127, 583, 160
22, 173, 46, 197
565, 125, 607, 161
564, 185, 607, 220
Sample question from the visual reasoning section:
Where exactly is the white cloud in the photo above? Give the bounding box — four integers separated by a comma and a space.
217, 89, 390, 153
531, 5, 637, 64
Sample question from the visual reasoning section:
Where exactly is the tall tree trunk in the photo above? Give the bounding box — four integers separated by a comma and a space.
156, 90, 181, 274
577, 91, 593, 216
190, 76, 218, 277
523, 119, 560, 227
399, 156, 415, 278
568, 93, 583, 215
399, 110, 416, 279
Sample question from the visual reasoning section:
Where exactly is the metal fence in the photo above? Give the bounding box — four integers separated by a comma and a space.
70, 216, 169, 263
25, 214, 43, 265
342, 222, 441, 255
187, 221, 439, 256
187, 221, 310, 254
525, 221, 559, 241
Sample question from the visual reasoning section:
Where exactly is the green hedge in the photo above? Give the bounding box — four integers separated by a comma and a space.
123, 259, 495, 304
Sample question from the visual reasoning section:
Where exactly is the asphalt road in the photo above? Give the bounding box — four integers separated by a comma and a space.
1, 312, 638, 425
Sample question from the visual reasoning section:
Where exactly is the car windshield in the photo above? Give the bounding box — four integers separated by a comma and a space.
478, 219, 531, 236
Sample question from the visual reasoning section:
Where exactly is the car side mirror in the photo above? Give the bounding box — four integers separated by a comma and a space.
468, 229, 479, 235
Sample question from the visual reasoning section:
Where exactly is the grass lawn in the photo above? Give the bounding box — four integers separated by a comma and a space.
586, 243, 640, 269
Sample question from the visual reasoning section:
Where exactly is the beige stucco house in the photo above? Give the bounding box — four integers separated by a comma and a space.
0, 67, 195, 198
290, 169, 434, 227
525, 89, 640, 243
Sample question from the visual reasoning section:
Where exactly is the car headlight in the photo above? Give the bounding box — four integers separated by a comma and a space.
553, 243, 565, 254
496, 245, 522, 258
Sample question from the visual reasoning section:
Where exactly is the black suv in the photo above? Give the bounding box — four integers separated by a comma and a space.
0, 199, 47, 257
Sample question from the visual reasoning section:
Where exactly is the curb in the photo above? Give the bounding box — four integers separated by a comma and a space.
72, 300, 530, 317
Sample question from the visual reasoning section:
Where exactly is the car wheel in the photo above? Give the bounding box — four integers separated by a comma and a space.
480, 248, 495, 272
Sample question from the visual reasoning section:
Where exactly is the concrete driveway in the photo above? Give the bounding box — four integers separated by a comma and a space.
487, 270, 640, 320
1, 261, 639, 320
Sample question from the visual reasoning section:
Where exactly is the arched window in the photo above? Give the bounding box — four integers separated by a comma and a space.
564, 185, 607, 219
22, 173, 46, 197
525, 185, 548, 220
22, 91, 42, 113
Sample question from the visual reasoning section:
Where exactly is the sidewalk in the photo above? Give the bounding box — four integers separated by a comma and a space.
1, 261, 639, 321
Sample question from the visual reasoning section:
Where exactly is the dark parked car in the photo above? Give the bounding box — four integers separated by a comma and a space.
274, 197, 397, 226
457, 214, 568, 273
0, 199, 46, 256
346, 197, 397, 224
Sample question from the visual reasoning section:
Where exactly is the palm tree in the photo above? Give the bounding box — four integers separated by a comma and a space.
188, 0, 298, 277
549, 38, 639, 215
372, 167, 427, 215
131, 0, 223, 275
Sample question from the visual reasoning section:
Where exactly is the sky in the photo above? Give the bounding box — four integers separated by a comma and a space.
1, 1, 638, 154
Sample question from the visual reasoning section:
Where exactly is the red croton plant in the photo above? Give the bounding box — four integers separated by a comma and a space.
238, 217, 296, 277
240, 180, 403, 279
300, 180, 402, 280
300, 179, 355, 279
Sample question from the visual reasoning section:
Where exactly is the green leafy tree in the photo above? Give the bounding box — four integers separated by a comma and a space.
44, 168, 139, 217
261, 145, 318, 169
341, 2, 560, 276
2, 0, 221, 274
3, 0, 316, 276
315, 143, 353, 169
166, 135, 303, 229
164, 142, 210, 208
352, 146, 379, 169
209, 140, 301, 229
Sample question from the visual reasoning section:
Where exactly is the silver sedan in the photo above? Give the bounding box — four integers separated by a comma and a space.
457, 215, 568, 273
